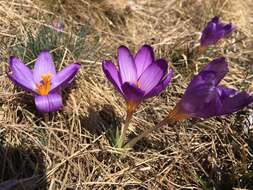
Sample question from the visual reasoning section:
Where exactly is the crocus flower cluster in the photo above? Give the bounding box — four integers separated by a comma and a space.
112, 17, 251, 148
200, 16, 235, 47
7, 50, 80, 113
172, 57, 253, 120
102, 45, 173, 113
6, 15, 253, 149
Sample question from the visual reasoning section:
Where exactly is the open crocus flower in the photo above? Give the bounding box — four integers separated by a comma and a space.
102, 45, 173, 113
7, 50, 80, 113
200, 16, 236, 47
172, 57, 253, 120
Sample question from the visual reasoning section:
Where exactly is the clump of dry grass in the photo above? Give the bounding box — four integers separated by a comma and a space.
0, 0, 253, 189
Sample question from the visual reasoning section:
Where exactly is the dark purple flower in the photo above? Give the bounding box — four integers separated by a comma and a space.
174, 57, 253, 120
7, 50, 80, 113
102, 45, 173, 112
200, 16, 236, 47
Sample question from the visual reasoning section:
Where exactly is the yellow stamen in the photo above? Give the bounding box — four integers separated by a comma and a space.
35, 73, 52, 95
136, 81, 141, 88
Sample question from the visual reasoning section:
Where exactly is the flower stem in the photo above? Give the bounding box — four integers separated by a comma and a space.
124, 108, 181, 149
117, 110, 134, 148
124, 117, 172, 148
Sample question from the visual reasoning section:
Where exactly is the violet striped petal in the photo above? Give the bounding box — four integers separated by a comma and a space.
7, 73, 35, 94
144, 68, 173, 98
122, 82, 145, 103
51, 63, 80, 90
33, 50, 56, 82
8, 56, 36, 92
102, 60, 123, 94
35, 90, 63, 113
138, 59, 168, 94
135, 45, 154, 78
118, 45, 137, 83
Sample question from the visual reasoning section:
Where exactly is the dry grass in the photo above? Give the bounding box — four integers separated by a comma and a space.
0, 0, 253, 189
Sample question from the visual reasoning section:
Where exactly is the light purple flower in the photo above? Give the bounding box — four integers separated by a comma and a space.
200, 16, 236, 47
102, 45, 173, 112
173, 57, 253, 120
51, 18, 64, 32
7, 50, 80, 113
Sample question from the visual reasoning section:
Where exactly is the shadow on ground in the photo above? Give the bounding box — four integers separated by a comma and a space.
80, 104, 122, 146
0, 144, 47, 190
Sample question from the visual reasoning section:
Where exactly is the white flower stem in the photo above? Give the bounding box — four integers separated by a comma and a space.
117, 110, 134, 148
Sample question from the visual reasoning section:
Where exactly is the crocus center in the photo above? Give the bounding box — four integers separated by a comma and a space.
35, 73, 52, 95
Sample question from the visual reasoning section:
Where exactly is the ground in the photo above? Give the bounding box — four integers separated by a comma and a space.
0, 0, 253, 189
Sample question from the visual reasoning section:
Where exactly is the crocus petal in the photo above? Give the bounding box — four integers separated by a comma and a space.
51, 63, 80, 90
35, 90, 63, 113
118, 45, 137, 83
33, 50, 56, 82
196, 93, 222, 118
211, 16, 219, 23
200, 16, 235, 47
201, 57, 228, 85
186, 57, 228, 94
102, 60, 123, 94
217, 86, 253, 115
200, 22, 216, 46
202, 28, 225, 46
144, 68, 173, 98
223, 24, 236, 36
178, 83, 222, 118
178, 85, 253, 119
138, 59, 168, 94
8, 56, 36, 92
122, 82, 145, 103
135, 44, 154, 78
217, 85, 237, 99
181, 83, 216, 112
7, 73, 35, 94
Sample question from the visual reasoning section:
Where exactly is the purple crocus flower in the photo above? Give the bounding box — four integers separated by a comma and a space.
200, 16, 236, 47
7, 50, 80, 113
102, 45, 173, 112
173, 57, 253, 120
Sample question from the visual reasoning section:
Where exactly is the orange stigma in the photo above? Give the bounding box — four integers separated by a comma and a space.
35, 73, 52, 95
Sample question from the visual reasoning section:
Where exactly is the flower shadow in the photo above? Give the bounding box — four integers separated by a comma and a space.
0, 144, 47, 190
127, 119, 200, 152
80, 104, 122, 146
126, 124, 173, 152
